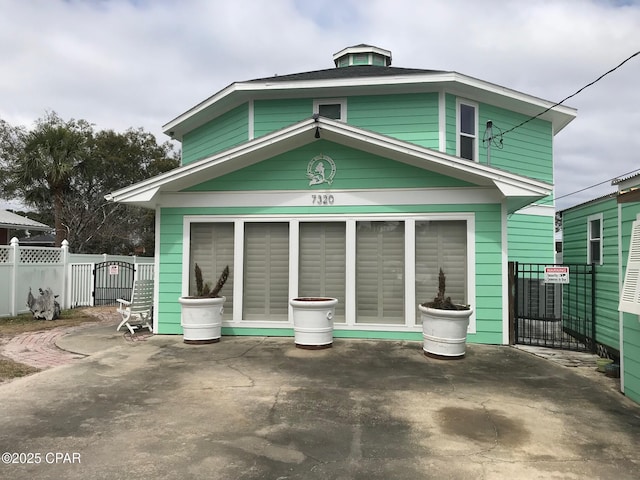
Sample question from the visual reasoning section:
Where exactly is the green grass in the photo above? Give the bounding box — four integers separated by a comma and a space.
0, 308, 100, 335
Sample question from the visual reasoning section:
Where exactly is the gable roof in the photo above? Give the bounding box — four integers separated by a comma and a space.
163, 67, 576, 142
0, 210, 50, 231
107, 117, 552, 213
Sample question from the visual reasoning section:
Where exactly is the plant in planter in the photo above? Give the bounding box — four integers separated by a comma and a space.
179, 264, 229, 344
419, 268, 473, 359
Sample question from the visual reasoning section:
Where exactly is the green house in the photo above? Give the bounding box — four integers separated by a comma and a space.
560, 173, 640, 404
107, 44, 576, 345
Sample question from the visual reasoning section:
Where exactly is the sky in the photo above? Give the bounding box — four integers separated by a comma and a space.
0, 0, 639, 212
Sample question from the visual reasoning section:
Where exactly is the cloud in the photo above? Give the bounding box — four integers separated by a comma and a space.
1, 0, 639, 211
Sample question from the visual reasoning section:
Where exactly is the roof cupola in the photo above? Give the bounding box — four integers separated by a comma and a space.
332, 44, 392, 68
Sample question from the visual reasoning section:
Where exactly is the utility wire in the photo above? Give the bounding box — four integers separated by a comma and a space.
501, 49, 640, 137
539, 167, 640, 207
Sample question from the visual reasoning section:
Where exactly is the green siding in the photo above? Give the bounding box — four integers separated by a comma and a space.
348, 93, 440, 149
182, 104, 249, 164
562, 197, 620, 350
253, 93, 440, 149
254, 99, 311, 138
479, 105, 553, 182
156, 203, 503, 343
183, 140, 474, 192
508, 214, 554, 263
445, 94, 553, 182
445, 94, 457, 155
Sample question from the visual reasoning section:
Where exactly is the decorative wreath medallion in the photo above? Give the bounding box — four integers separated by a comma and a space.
306, 155, 336, 187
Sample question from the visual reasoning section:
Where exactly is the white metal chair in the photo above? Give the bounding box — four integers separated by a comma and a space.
116, 280, 154, 334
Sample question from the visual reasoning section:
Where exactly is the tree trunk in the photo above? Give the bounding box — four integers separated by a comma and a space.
53, 188, 66, 247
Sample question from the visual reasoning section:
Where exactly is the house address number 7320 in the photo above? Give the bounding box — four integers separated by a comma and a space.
311, 194, 335, 205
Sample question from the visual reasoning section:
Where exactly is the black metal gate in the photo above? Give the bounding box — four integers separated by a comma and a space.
93, 261, 135, 306
510, 262, 595, 352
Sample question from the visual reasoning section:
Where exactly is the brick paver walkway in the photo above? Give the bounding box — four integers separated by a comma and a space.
0, 308, 119, 370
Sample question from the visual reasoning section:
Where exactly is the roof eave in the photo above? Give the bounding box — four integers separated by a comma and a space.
163, 72, 577, 141
112, 117, 551, 210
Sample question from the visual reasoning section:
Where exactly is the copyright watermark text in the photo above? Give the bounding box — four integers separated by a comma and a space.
2, 452, 81, 465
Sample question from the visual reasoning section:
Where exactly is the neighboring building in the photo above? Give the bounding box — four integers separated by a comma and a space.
0, 210, 51, 245
107, 45, 576, 344
18, 232, 56, 247
560, 173, 640, 404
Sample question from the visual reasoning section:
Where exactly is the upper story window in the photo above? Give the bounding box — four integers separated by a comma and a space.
457, 100, 478, 161
588, 214, 603, 265
314, 98, 347, 122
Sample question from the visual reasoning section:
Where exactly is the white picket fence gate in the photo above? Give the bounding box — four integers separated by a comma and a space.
0, 237, 155, 317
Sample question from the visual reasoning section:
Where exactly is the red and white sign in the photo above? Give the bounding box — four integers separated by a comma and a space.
544, 266, 569, 284
108, 264, 119, 276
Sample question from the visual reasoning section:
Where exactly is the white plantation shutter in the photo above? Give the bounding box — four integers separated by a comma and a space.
299, 223, 346, 321
243, 223, 289, 321
619, 218, 640, 315
356, 221, 405, 324
190, 223, 234, 314
415, 221, 467, 314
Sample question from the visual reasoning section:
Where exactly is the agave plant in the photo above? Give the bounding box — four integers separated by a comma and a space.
194, 263, 229, 297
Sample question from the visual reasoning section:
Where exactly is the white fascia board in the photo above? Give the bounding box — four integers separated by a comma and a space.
108, 118, 318, 205
492, 179, 549, 198
113, 187, 160, 205
159, 187, 502, 209
318, 118, 553, 195
111, 116, 550, 208
512, 203, 555, 217
333, 45, 392, 61
163, 72, 577, 140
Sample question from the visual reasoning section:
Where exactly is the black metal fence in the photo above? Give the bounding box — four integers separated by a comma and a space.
93, 261, 135, 306
510, 262, 595, 352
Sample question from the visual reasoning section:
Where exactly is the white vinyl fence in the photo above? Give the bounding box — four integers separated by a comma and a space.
0, 237, 155, 317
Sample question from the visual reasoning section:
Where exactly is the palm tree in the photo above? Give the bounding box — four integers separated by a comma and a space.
15, 112, 91, 246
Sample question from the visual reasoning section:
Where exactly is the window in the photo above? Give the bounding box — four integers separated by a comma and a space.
415, 221, 467, 323
314, 99, 346, 122
190, 223, 235, 314
243, 222, 289, 321
299, 222, 346, 321
458, 101, 477, 161
587, 214, 603, 265
356, 221, 405, 324
184, 215, 473, 328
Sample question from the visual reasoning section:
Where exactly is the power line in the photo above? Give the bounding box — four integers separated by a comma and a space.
501, 49, 640, 137
539, 167, 640, 207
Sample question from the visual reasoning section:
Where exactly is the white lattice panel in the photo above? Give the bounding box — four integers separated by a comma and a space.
20, 247, 62, 264
0, 247, 10, 264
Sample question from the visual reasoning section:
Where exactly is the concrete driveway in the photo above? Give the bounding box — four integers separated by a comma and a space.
1, 324, 639, 480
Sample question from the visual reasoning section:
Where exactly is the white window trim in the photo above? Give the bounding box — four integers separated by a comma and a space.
587, 213, 603, 265
456, 98, 479, 162
182, 213, 476, 333
313, 98, 347, 122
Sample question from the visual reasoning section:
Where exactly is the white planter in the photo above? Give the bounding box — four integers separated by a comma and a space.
289, 297, 338, 349
419, 304, 473, 358
179, 296, 225, 344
